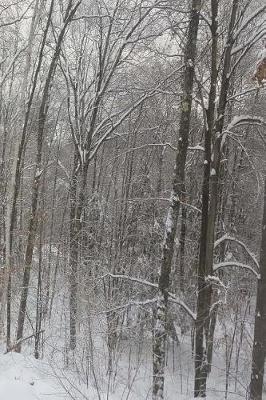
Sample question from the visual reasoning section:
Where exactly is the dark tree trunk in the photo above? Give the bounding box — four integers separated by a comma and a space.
152, 1, 202, 399
194, 0, 218, 394
194, 0, 239, 396
249, 177, 266, 400
16, 0, 81, 352
179, 203, 187, 293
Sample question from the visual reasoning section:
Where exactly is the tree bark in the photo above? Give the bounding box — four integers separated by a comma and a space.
3, 0, 41, 350
249, 177, 266, 400
194, 1, 239, 395
194, 0, 218, 394
16, 0, 81, 352
152, 1, 202, 399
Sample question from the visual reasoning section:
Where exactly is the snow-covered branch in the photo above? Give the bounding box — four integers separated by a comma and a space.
233, 5, 266, 42
213, 261, 260, 279
205, 275, 227, 289
100, 298, 158, 314
228, 87, 266, 101
0, 46, 27, 88
231, 27, 266, 56
168, 295, 196, 320
214, 234, 260, 273
226, 115, 265, 132
89, 66, 183, 161
103, 273, 196, 320
102, 273, 158, 289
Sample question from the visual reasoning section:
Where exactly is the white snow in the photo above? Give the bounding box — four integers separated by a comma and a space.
0, 335, 252, 400
205, 275, 227, 289
35, 168, 43, 179
0, 352, 63, 400
226, 115, 264, 132
188, 144, 204, 152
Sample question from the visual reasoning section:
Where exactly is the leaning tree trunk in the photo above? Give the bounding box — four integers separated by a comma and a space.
152, 1, 202, 399
249, 177, 266, 400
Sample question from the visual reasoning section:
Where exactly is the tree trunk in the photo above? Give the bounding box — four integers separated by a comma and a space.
179, 203, 187, 293
16, 0, 81, 352
194, 0, 218, 394
194, 0, 239, 395
3, 0, 42, 350
249, 177, 266, 400
152, 1, 202, 399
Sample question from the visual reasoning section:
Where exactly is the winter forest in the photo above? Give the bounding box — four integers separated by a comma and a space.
1, 0, 266, 399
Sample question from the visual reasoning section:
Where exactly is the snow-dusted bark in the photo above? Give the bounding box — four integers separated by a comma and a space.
65, 1, 182, 351
153, 295, 167, 400
195, 0, 239, 396
194, 0, 218, 395
249, 178, 266, 400
16, 0, 81, 352
1, 0, 42, 348
152, 1, 202, 398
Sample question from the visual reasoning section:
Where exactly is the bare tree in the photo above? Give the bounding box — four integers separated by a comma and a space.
249, 176, 266, 399
16, 0, 81, 352
152, 1, 202, 399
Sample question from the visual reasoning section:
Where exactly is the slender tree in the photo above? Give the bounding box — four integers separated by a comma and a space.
16, 0, 81, 352
249, 176, 266, 400
152, 1, 202, 398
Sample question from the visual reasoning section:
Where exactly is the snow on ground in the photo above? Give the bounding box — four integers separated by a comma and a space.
0, 336, 251, 400
0, 352, 67, 400
1, 333, 265, 400
3, 272, 260, 399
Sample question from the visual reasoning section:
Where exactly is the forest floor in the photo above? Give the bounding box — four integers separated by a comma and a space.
0, 351, 65, 400
2, 274, 262, 399
0, 329, 261, 400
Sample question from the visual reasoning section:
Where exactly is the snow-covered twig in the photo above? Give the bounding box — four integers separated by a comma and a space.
228, 86, 265, 101
188, 144, 204, 152
168, 295, 196, 320
233, 5, 266, 41
0, 46, 27, 88
231, 27, 266, 55
205, 275, 227, 289
57, 160, 70, 180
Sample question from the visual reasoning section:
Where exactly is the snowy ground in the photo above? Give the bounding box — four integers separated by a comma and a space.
3, 269, 261, 399
0, 332, 257, 400
0, 352, 66, 400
